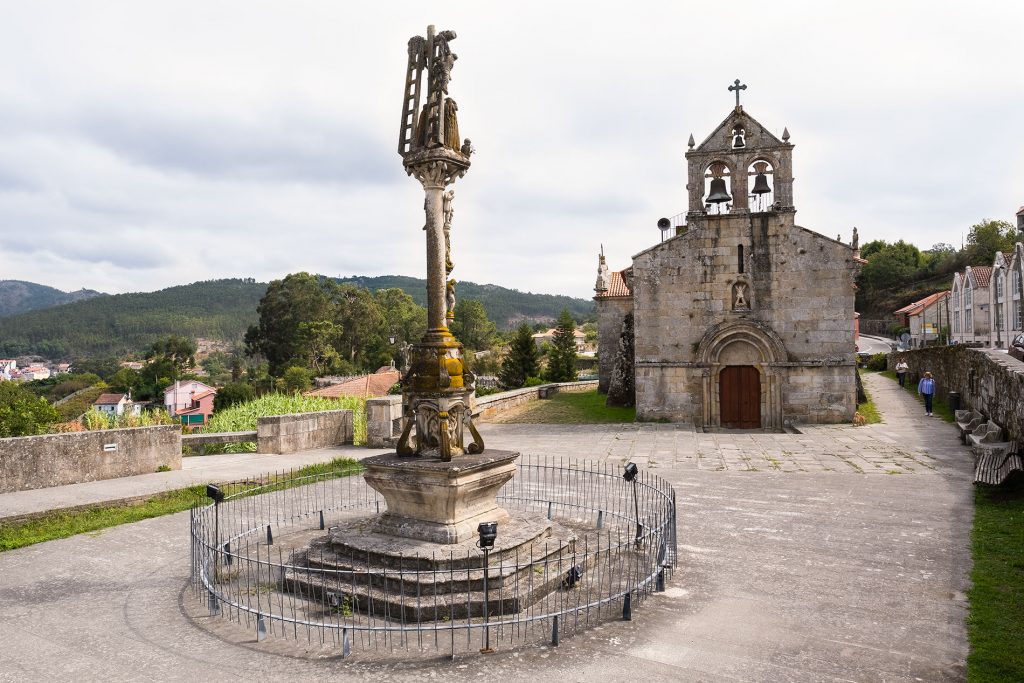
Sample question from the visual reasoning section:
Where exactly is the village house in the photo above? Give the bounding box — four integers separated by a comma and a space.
530, 327, 588, 353
988, 244, 1024, 348
164, 379, 217, 426
306, 367, 401, 400
92, 393, 140, 417
950, 266, 992, 346
893, 291, 950, 349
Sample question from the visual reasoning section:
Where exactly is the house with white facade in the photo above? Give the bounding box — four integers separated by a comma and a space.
93, 393, 131, 416
989, 243, 1024, 348
951, 265, 992, 346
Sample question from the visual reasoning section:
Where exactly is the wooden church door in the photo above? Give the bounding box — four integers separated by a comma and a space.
719, 366, 761, 429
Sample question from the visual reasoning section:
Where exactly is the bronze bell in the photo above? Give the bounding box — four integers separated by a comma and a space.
751, 172, 771, 195
706, 177, 732, 204
732, 134, 745, 148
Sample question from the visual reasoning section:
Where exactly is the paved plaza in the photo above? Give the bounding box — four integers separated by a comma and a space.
0, 374, 974, 681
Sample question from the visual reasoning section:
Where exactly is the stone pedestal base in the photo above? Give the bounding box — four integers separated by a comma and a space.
362, 450, 519, 544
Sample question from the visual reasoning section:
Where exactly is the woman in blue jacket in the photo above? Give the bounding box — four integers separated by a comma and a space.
917, 372, 936, 416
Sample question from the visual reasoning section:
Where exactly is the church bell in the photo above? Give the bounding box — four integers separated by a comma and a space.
706, 178, 731, 204
750, 161, 771, 195
705, 161, 732, 204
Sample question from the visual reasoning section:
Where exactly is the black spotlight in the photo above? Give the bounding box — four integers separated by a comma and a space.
477, 521, 498, 550
623, 462, 639, 482
206, 484, 225, 503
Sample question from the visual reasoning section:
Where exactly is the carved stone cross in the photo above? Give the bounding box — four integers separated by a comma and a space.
728, 79, 747, 107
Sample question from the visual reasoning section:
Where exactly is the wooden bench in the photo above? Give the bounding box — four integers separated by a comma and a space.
975, 451, 1024, 486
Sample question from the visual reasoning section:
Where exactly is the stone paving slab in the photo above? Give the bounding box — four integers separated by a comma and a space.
0, 373, 973, 681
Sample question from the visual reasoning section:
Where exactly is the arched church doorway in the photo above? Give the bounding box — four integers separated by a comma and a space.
719, 365, 760, 429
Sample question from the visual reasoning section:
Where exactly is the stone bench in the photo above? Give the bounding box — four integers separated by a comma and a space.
955, 410, 985, 444
967, 421, 1006, 449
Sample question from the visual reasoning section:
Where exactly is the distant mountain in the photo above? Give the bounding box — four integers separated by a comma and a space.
0, 275, 593, 360
338, 275, 593, 328
0, 279, 266, 359
0, 280, 104, 317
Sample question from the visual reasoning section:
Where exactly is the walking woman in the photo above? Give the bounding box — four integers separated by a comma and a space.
918, 372, 936, 416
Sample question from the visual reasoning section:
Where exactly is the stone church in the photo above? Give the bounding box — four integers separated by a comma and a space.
595, 91, 861, 429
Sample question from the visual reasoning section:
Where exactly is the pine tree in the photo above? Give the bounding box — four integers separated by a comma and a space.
545, 309, 579, 383
499, 324, 540, 388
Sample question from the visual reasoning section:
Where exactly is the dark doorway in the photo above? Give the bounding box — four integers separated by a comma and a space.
720, 365, 761, 429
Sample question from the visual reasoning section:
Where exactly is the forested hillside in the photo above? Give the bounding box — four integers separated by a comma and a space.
0, 275, 594, 360
339, 276, 593, 328
0, 280, 103, 317
856, 218, 1020, 319
0, 279, 265, 358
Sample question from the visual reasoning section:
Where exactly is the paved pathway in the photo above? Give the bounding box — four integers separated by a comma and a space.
0, 373, 974, 682
0, 445, 390, 521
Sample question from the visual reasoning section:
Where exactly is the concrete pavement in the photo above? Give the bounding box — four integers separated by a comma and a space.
0, 373, 974, 681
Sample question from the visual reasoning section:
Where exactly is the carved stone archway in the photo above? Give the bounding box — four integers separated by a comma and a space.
696, 320, 787, 430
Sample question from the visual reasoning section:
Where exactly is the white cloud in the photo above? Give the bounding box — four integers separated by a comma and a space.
0, 0, 1022, 299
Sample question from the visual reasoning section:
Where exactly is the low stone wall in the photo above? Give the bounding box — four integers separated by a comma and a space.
475, 381, 598, 420
889, 346, 1024, 446
0, 425, 181, 494
257, 410, 353, 455
364, 381, 600, 447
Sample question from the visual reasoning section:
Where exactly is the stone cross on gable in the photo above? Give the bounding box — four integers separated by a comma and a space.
728, 79, 747, 108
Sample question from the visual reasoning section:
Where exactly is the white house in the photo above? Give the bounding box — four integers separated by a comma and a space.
894, 291, 950, 348
989, 243, 1024, 348
951, 265, 992, 346
93, 393, 131, 416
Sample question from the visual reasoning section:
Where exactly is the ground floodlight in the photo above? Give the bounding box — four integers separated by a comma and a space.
206, 484, 225, 503
623, 462, 639, 482
477, 521, 498, 549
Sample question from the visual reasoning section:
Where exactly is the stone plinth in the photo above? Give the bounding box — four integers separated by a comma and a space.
362, 450, 519, 543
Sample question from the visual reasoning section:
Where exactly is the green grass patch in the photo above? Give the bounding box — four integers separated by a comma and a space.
202, 393, 367, 451
879, 370, 954, 422
968, 476, 1024, 682
490, 390, 635, 424
0, 457, 362, 552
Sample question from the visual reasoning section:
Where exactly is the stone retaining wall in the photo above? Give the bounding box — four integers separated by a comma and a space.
0, 425, 181, 494
364, 381, 600, 447
256, 409, 353, 454
889, 346, 1024, 445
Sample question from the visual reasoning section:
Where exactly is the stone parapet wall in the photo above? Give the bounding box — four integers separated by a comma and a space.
0, 425, 181, 494
888, 346, 1024, 446
364, 382, 600, 446
256, 410, 353, 455
475, 381, 597, 421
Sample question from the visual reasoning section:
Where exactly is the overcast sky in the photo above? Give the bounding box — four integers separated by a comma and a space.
1, 1, 1022, 299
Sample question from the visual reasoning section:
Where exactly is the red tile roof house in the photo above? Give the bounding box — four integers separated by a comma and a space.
893, 291, 950, 349
93, 393, 131, 416
306, 368, 401, 399
164, 380, 217, 427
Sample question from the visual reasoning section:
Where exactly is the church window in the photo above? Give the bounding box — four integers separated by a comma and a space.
965, 282, 973, 331
1015, 299, 1023, 331
996, 271, 1005, 303
747, 161, 774, 213
738, 245, 744, 274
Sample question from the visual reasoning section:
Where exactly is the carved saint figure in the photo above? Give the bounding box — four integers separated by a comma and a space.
733, 282, 749, 309
446, 278, 457, 320
442, 190, 455, 273
852, 226, 859, 250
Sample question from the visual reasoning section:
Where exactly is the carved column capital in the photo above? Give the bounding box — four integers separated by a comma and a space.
403, 147, 471, 189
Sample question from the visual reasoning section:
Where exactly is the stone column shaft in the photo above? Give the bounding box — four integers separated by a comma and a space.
423, 185, 447, 332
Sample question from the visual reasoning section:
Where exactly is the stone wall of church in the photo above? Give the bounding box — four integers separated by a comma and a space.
783, 365, 857, 423
631, 210, 858, 426
596, 296, 633, 393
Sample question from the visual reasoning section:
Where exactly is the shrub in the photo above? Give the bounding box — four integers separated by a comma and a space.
203, 393, 367, 451
867, 353, 888, 371
524, 376, 546, 387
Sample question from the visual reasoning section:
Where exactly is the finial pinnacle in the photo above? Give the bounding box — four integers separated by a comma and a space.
782, 126, 791, 142
687, 133, 695, 150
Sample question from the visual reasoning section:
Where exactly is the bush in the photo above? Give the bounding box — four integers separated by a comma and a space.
203, 393, 367, 451
867, 353, 888, 371
214, 382, 256, 411
524, 376, 546, 387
